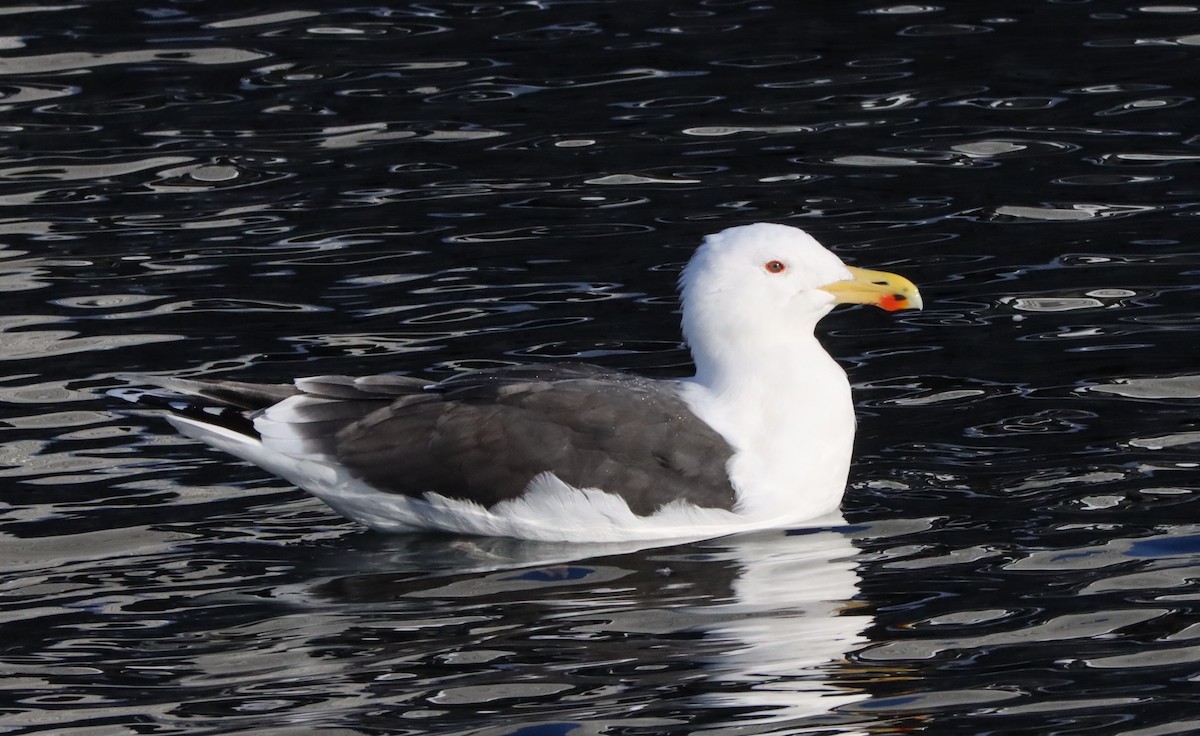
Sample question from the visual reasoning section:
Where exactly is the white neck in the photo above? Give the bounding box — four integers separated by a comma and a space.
681, 333, 855, 521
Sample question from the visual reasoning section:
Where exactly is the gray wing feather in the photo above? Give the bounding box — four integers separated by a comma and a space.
139, 364, 738, 516
128, 375, 298, 411
329, 364, 738, 514
294, 374, 431, 399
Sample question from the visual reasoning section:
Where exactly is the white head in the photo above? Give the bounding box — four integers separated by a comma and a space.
679, 223, 921, 385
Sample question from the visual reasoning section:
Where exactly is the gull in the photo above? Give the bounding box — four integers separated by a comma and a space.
128, 223, 921, 542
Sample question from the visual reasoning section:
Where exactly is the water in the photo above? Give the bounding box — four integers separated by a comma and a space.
2, 0, 1200, 732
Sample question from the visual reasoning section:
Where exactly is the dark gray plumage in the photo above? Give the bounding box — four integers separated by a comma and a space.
137, 363, 738, 515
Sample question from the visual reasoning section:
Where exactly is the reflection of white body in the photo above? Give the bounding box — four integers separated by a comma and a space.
411, 518, 870, 729
252, 521, 872, 732
693, 521, 869, 729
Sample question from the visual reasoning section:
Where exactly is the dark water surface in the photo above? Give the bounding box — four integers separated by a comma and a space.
3, 0, 1200, 733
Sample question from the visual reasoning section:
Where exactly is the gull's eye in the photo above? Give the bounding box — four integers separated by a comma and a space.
765, 260, 786, 274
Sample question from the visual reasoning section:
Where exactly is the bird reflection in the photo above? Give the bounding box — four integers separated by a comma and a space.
299, 516, 871, 731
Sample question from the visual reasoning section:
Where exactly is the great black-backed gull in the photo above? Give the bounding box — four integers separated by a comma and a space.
126, 223, 921, 542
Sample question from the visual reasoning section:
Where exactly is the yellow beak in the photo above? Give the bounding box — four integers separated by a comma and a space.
820, 266, 923, 312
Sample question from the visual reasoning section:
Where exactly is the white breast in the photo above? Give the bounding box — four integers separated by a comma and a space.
680, 343, 855, 522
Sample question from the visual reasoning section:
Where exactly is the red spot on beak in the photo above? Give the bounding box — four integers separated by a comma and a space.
879, 294, 905, 312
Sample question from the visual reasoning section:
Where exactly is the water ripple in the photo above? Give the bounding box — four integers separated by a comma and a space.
443, 223, 652, 243
0, 83, 76, 106
0, 48, 269, 75
3, 1, 1200, 733
898, 23, 994, 36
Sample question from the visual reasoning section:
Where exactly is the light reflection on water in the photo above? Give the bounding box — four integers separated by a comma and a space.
2, 0, 1200, 733
0, 516, 872, 733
